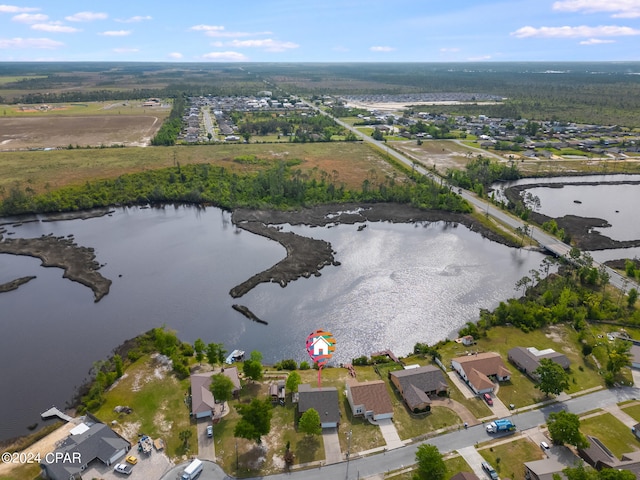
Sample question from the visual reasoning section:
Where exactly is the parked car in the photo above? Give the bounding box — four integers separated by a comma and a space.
125, 455, 138, 465
483, 393, 494, 406
481, 461, 498, 480
114, 463, 133, 475
206, 425, 213, 438
540, 441, 550, 450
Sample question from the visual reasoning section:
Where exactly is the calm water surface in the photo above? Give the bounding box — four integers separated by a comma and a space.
495, 174, 640, 261
0, 205, 544, 440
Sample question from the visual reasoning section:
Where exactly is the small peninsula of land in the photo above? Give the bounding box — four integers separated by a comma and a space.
0, 275, 36, 293
0, 233, 111, 302
230, 202, 519, 298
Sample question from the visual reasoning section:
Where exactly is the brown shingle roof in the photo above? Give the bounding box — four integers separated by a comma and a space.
190, 373, 216, 416
453, 352, 511, 377
347, 379, 394, 417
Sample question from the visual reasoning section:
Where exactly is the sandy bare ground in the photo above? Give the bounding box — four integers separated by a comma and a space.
0, 419, 80, 477
346, 100, 502, 113
0, 115, 161, 150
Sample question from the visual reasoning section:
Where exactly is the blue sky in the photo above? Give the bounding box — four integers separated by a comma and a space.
1, 0, 640, 62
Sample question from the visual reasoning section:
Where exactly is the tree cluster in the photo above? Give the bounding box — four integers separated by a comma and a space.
0, 159, 471, 216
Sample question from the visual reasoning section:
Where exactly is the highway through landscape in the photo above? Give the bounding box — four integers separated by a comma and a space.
310, 101, 636, 294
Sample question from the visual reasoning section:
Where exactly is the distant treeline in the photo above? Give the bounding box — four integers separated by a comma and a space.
0, 160, 471, 216
150, 96, 186, 146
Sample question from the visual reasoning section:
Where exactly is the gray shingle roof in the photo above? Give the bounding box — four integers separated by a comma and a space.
298, 384, 340, 425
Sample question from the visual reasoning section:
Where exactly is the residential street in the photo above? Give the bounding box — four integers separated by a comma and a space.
163, 386, 640, 480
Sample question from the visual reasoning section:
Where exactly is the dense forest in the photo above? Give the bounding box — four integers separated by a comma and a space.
0, 159, 471, 216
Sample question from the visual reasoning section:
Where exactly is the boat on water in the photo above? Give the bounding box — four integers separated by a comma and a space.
225, 349, 245, 364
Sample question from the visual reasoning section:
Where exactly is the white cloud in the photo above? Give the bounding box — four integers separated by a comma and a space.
580, 38, 616, 44
116, 15, 152, 23
31, 23, 80, 33
100, 30, 132, 37
190, 24, 224, 32
370, 46, 395, 52
113, 47, 139, 53
0, 37, 64, 49
440, 47, 460, 53
210, 41, 224, 47
228, 39, 299, 52
65, 11, 108, 22
0, 5, 39, 13
202, 51, 248, 61
168, 52, 183, 59
553, 0, 640, 19
12, 12, 47, 23
511, 25, 640, 38
205, 30, 272, 38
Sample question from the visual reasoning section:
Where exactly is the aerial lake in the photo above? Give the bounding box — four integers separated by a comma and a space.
0, 205, 545, 440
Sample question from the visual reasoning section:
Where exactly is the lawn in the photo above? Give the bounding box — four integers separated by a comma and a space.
580, 412, 639, 458
479, 437, 544, 480
386, 453, 471, 480
621, 402, 640, 422
0, 141, 400, 195
92, 354, 196, 460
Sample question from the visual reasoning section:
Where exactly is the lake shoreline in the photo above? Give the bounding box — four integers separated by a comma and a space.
0, 202, 519, 302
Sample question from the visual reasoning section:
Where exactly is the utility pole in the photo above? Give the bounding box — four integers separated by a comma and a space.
345, 429, 352, 479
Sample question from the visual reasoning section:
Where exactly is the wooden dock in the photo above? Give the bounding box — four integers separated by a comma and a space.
41, 406, 73, 422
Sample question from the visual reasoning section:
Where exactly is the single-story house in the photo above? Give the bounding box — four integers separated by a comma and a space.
191, 369, 242, 418
389, 365, 448, 412
345, 379, 394, 421
523, 458, 568, 480
579, 435, 640, 476
190, 373, 217, 418
40, 419, 131, 480
221, 366, 242, 398
451, 352, 511, 395
297, 384, 340, 429
508, 347, 570, 380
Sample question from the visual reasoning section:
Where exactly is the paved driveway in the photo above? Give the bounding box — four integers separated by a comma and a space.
197, 418, 216, 461
458, 446, 491, 479
322, 427, 343, 464
376, 418, 404, 450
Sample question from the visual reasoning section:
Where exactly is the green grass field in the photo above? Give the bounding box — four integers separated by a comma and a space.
479, 437, 544, 480
580, 412, 638, 458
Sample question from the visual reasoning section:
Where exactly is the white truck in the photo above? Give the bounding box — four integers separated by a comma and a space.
181, 458, 203, 480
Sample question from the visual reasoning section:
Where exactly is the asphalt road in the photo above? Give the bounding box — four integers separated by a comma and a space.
308, 100, 637, 294
164, 385, 640, 480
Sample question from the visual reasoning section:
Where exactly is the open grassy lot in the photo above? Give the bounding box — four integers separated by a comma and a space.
479, 437, 544, 480
0, 141, 401, 195
580, 412, 639, 458
92, 354, 196, 460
